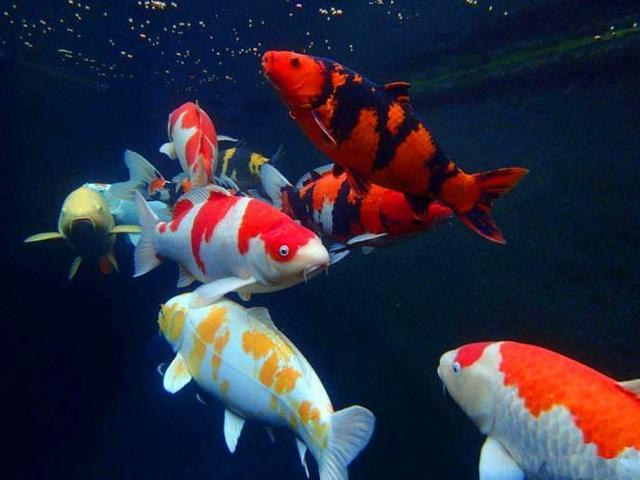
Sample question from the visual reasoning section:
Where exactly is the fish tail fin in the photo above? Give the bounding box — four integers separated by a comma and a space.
68, 256, 83, 280
269, 144, 285, 165
133, 191, 162, 277
318, 406, 375, 480
259, 163, 293, 210
110, 150, 166, 199
457, 167, 529, 244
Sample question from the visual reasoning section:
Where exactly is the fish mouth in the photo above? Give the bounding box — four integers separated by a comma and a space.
69, 218, 96, 237
303, 263, 328, 283
261, 52, 273, 78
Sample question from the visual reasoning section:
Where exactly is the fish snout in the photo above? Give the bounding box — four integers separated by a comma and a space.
297, 240, 330, 279
69, 218, 97, 238
261, 51, 273, 75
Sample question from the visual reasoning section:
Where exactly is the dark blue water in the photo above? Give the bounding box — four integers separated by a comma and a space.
3, 1, 639, 479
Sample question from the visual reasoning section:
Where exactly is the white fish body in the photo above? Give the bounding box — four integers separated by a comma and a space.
159, 293, 375, 480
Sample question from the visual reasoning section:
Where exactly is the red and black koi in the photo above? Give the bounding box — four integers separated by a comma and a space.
260, 163, 452, 260
262, 51, 528, 244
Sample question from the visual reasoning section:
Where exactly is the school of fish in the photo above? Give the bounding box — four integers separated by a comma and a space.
23, 51, 638, 480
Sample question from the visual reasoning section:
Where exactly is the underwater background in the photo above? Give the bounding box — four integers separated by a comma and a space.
3, 1, 639, 478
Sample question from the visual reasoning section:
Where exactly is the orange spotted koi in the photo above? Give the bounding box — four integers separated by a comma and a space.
158, 293, 376, 480
262, 51, 528, 244
438, 341, 640, 479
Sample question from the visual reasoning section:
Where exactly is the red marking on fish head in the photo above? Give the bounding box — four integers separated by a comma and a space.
262, 51, 326, 109
238, 200, 315, 262
455, 342, 493, 368
261, 221, 317, 263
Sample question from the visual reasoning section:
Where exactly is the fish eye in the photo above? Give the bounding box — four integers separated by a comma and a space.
278, 245, 290, 257
452, 362, 461, 374
290, 57, 301, 68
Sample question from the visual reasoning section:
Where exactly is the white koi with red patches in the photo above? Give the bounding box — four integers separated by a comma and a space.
160, 102, 237, 188
158, 293, 375, 480
438, 341, 640, 480
134, 187, 329, 306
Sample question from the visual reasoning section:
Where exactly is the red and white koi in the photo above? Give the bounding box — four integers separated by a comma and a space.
134, 186, 329, 306
159, 102, 237, 188
158, 293, 375, 480
438, 341, 640, 480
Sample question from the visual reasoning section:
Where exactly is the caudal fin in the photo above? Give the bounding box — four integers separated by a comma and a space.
458, 168, 529, 244
318, 406, 375, 480
259, 163, 293, 210
133, 191, 162, 277
110, 150, 166, 200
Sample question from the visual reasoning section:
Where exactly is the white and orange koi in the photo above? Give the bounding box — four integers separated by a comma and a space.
134, 186, 329, 306
158, 293, 375, 480
438, 341, 640, 480
159, 102, 237, 188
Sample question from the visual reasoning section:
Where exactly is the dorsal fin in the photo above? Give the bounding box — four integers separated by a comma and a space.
247, 307, 277, 329
619, 379, 640, 398
175, 185, 230, 207
384, 81, 411, 103
295, 164, 334, 189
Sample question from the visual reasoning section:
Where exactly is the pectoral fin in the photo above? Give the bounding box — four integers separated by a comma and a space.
160, 142, 178, 160
328, 244, 350, 265
177, 265, 197, 288
296, 438, 310, 478
223, 409, 246, 454
111, 225, 142, 234
24, 232, 64, 243
190, 277, 257, 308
346, 232, 388, 247
163, 354, 192, 394
217, 134, 238, 143
68, 256, 83, 280
312, 110, 337, 146
238, 291, 252, 302
479, 437, 524, 480
344, 168, 370, 196
619, 379, 640, 398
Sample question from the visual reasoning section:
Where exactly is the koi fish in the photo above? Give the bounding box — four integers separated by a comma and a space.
262, 51, 529, 244
438, 341, 640, 480
86, 149, 173, 228
218, 143, 282, 192
260, 163, 452, 262
24, 186, 140, 279
159, 102, 237, 188
158, 293, 375, 480
134, 186, 330, 306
